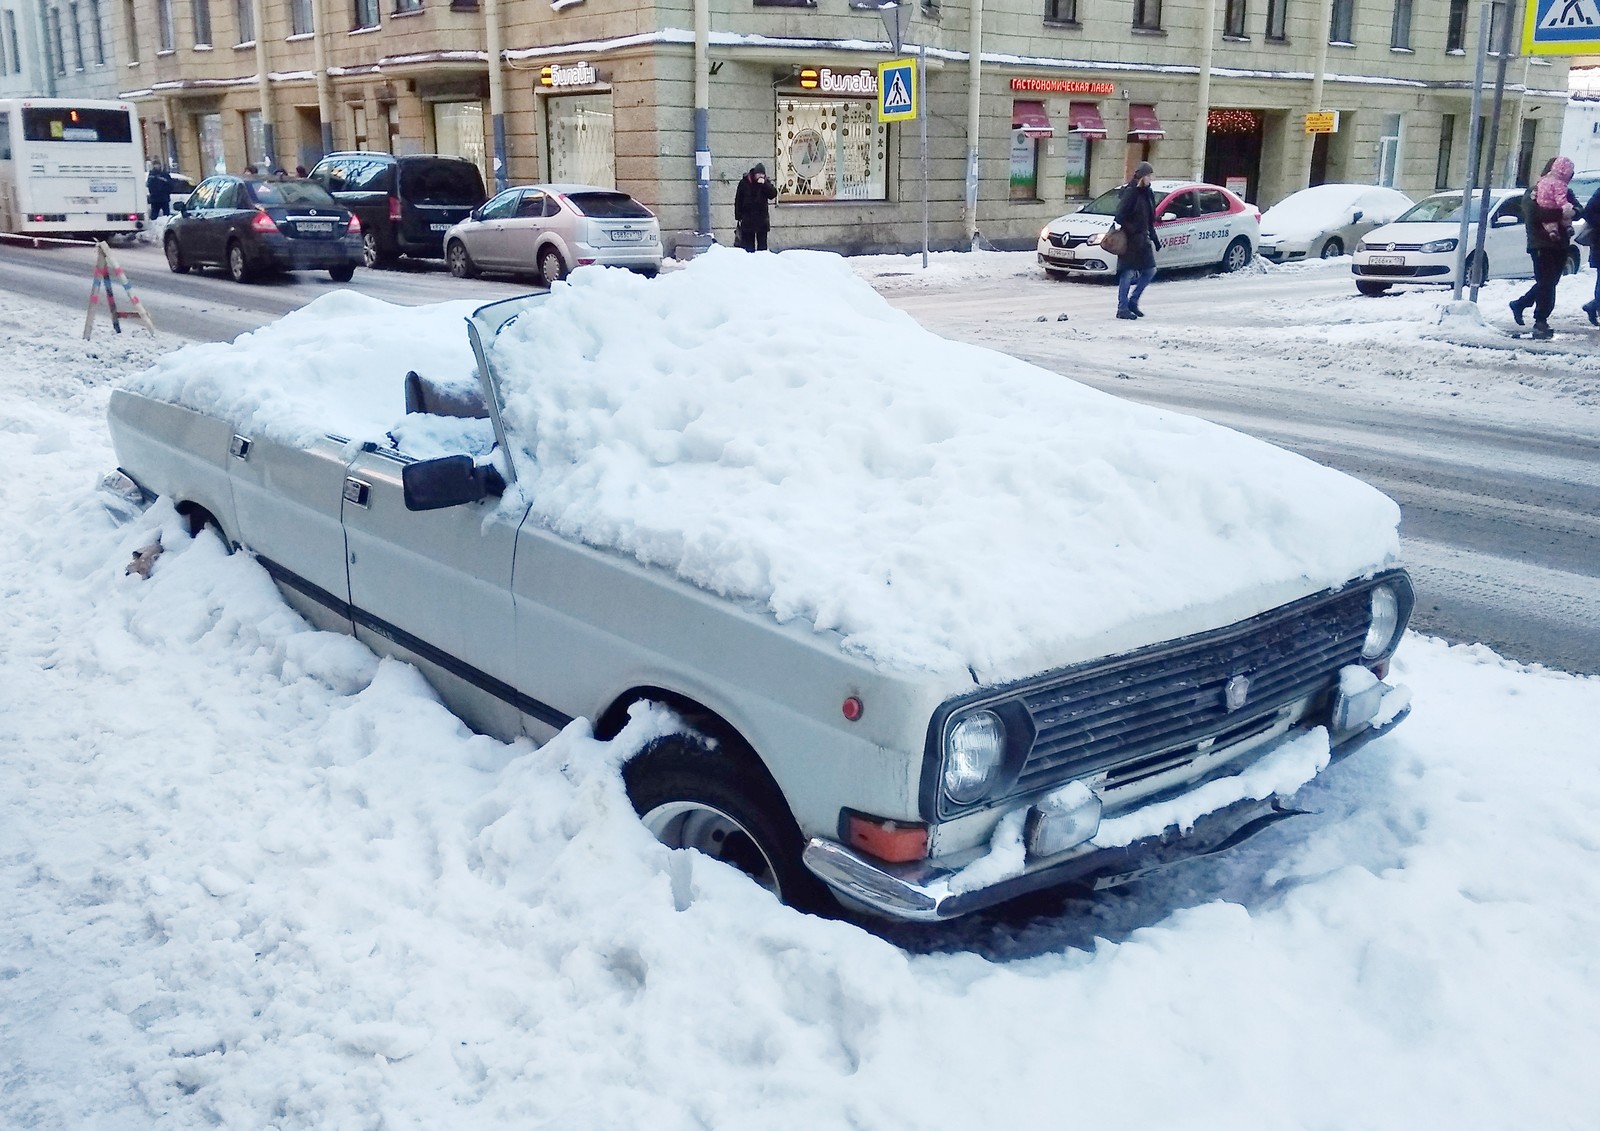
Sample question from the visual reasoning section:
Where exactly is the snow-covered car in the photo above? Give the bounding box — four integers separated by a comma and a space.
1350, 188, 1580, 296
1257, 183, 1414, 262
1037, 179, 1259, 279
443, 183, 662, 284
103, 251, 1412, 923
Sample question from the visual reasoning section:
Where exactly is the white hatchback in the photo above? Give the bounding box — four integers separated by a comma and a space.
1037, 179, 1260, 279
444, 183, 663, 285
1350, 188, 1579, 296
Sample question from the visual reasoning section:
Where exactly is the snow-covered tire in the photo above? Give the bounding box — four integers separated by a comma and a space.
1221, 237, 1252, 273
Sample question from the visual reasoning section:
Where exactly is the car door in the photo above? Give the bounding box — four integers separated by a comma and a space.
502, 189, 550, 273
1154, 189, 1202, 267
1488, 195, 1528, 278
459, 188, 521, 270
340, 442, 530, 742
181, 178, 222, 265
209, 179, 249, 260
1195, 188, 1241, 266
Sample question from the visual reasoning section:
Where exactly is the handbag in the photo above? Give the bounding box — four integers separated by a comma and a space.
1100, 224, 1129, 256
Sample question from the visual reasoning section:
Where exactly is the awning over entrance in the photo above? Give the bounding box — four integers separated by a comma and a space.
1012, 100, 1054, 138
1067, 101, 1108, 139
1127, 103, 1165, 140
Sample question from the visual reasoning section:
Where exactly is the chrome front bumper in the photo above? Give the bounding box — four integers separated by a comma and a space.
804, 704, 1410, 923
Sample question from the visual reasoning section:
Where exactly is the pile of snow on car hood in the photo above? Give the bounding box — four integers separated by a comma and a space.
122, 250, 1400, 682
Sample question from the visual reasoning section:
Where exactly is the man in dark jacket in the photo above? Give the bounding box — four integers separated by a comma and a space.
146, 163, 173, 220
1113, 161, 1162, 320
1581, 183, 1600, 327
734, 163, 778, 251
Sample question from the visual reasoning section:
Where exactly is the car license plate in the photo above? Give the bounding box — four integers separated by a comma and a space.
299, 222, 333, 234
430, 223, 451, 231
90, 182, 118, 194
610, 229, 644, 242
1368, 255, 1404, 266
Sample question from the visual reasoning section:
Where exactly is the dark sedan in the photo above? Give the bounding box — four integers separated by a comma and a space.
164, 175, 363, 283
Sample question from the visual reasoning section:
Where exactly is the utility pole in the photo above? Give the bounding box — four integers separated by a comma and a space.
1192, 0, 1217, 182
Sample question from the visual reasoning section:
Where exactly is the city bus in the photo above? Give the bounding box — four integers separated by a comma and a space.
0, 98, 146, 239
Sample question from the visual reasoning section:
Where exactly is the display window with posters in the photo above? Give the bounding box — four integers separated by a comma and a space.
540, 64, 616, 189
775, 68, 888, 202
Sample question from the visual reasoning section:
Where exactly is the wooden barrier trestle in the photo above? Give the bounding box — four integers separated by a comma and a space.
84, 241, 156, 339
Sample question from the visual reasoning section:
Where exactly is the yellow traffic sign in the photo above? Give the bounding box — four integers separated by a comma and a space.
878, 59, 917, 122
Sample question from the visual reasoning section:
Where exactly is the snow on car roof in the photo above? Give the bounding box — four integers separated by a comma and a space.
123, 250, 1400, 683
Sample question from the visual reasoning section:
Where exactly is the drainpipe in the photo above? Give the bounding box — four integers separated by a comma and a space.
252, 0, 275, 168
1192, 0, 1216, 183
1305, 0, 1334, 187
694, 0, 711, 236
36, 0, 56, 96
485, 0, 507, 191
962, 0, 982, 250
313, 0, 334, 154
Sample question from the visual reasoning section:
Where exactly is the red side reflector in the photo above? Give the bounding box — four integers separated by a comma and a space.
841, 696, 863, 721
250, 209, 279, 233
846, 814, 929, 864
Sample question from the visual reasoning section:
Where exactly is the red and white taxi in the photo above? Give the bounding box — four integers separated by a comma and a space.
1037, 179, 1260, 279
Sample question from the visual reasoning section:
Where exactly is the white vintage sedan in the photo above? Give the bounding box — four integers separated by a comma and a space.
1037, 178, 1260, 279
104, 251, 1412, 922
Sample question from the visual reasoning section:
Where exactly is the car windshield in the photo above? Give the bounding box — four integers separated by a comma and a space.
402, 161, 486, 205
1396, 194, 1496, 223
1080, 187, 1123, 216
248, 180, 339, 208
566, 192, 653, 219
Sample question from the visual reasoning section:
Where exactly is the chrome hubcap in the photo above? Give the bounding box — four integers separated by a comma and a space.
641, 801, 778, 894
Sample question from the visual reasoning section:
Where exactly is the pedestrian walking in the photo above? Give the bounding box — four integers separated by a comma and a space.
146, 162, 172, 220
734, 163, 778, 252
1509, 155, 1577, 340
1113, 161, 1162, 320
1582, 181, 1600, 327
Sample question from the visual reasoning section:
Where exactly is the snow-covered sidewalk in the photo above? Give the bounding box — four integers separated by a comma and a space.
3, 279, 1599, 1129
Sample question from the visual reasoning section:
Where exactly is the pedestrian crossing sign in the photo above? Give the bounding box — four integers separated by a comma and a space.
1524, 0, 1600, 55
878, 59, 918, 122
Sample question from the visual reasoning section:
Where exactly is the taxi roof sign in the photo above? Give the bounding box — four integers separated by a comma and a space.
1523, 0, 1600, 56
878, 58, 917, 122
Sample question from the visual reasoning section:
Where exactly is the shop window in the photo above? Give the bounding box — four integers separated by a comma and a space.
1010, 130, 1040, 202
193, 0, 211, 45
197, 110, 224, 174
157, 0, 174, 50
1447, 0, 1467, 52
546, 93, 616, 189
1044, 0, 1077, 23
235, 0, 252, 42
775, 96, 888, 202
1264, 0, 1286, 41
290, 0, 312, 33
1390, 0, 1411, 49
1132, 0, 1161, 30
1224, 0, 1247, 38
1376, 113, 1401, 188
353, 0, 379, 28
243, 110, 264, 168
434, 101, 487, 182
1329, 0, 1353, 44
1436, 113, 1455, 189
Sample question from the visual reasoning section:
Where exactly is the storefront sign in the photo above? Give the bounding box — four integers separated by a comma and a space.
540, 61, 599, 88
798, 68, 878, 96
1010, 78, 1116, 95
1304, 110, 1340, 134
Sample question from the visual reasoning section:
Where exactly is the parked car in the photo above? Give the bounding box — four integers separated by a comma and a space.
308, 152, 487, 268
103, 257, 1412, 923
163, 174, 362, 283
1568, 169, 1600, 246
1037, 179, 1260, 279
1350, 187, 1581, 295
443, 183, 663, 284
1257, 183, 1414, 262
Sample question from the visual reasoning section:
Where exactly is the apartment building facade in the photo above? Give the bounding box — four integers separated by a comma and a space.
110, 0, 1570, 253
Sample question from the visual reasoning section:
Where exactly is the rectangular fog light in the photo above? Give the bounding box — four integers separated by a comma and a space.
1333, 679, 1389, 733
1025, 781, 1103, 859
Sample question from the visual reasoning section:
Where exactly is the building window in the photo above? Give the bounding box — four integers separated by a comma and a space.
235, 0, 253, 41
353, 0, 378, 28
158, 0, 174, 49
1436, 113, 1455, 189
1329, 0, 1353, 43
775, 94, 888, 202
1516, 119, 1537, 187
1265, 0, 1287, 40
48, 9, 64, 74
69, 1, 85, 68
124, 0, 140, 58
1224, 0, 1247, 36
1045, 0, 1077, 23
395, 0, 422, 10
197, 110, 224, 174
547, 93, 616, 188
1390, 0, 1411, 48
290, 0, 312, 33
1376, 113, 1401, 187
1011, 129, 1041, 201
434, 101, 485, 180
89, 0, 106, 62
1132, 0, 1161, 30
193, 0, 211, 45
1447, 0, 1467, 51
4, 11, 18, 72
1489, 0, 1508, 51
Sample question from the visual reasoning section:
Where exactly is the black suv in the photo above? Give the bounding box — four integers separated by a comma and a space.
308, 152, 487, 268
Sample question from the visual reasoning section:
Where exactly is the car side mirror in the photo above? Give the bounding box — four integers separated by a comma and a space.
173, 199, 187, 214
402, 455, 506, 511
1492, 214, 1519, 228
1351, 209, 1364, 223
1160, 212, 1177, 222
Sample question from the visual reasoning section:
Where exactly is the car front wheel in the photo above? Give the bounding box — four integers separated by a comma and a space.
1356, 280, 1391, 296
623, 733, 833, 915
227, 241, 253, 284
538, 246, 568, 287
1319, 236, 1344, 258
1221, 236, 1253, 272
164, 235, 189, 274
447, 240, 476, 279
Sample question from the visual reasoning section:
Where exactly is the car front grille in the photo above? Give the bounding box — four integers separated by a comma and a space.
1047, 232, 1091, 248
1360, 264, 1449, 278
1364, 243, 1426, 252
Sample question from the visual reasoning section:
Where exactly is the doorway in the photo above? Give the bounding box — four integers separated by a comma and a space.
1203, 108, 1264, 201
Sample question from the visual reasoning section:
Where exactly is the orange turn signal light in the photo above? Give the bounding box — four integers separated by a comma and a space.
846, 813, 929, 864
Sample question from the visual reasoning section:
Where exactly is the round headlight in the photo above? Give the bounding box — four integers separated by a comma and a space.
944, 710, 1006, 804
1362, 584, 1402, 659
